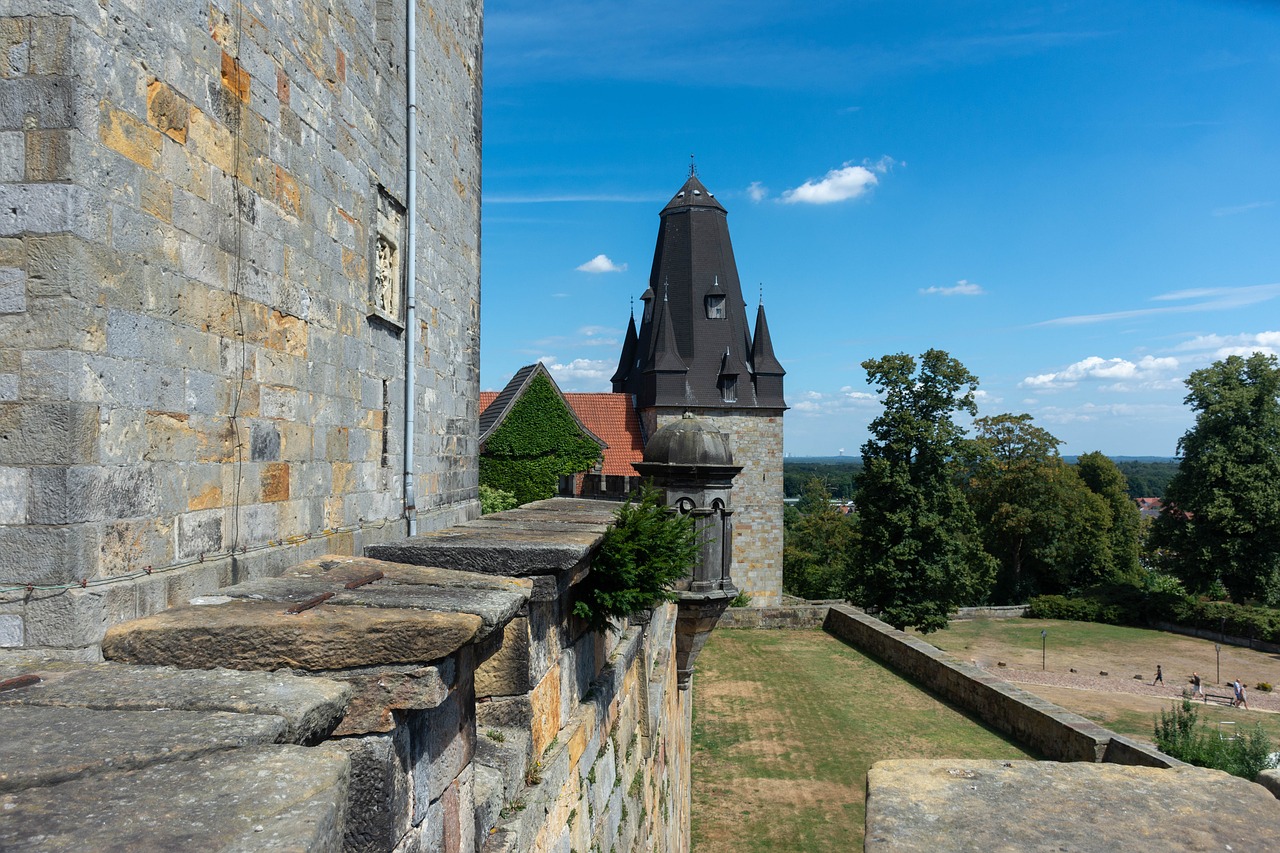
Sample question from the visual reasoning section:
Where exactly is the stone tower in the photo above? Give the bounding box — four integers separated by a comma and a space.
611, 170, 786, 604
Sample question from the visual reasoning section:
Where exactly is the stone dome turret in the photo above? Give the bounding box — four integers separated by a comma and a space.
641, 412, 734, 468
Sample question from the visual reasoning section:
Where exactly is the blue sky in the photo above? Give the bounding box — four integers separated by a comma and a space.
478, 1, 1280, 458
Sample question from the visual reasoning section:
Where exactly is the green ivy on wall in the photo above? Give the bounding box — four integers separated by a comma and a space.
479, 374, 603, 505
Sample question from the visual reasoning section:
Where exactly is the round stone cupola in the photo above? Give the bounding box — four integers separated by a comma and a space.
637, 412, 735, 471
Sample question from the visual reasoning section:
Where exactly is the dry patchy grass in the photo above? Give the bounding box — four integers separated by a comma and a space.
691, 629, 1033, 853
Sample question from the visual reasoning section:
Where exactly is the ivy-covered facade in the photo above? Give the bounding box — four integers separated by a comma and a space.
478, 365, 605, 505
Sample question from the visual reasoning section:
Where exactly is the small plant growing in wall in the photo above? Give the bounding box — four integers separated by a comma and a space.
574, 483, 699, 633
479, 484, 518, 515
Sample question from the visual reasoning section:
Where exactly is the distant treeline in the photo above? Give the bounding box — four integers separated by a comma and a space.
783, 457, 1178, 500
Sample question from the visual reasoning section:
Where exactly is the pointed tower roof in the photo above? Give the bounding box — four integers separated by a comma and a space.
644, 290, 688, 374
751, 302, 784, 376
610, 312, 639, 390
611, 171, 783, 409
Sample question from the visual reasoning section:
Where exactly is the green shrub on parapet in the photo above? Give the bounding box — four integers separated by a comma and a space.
573, 484, 698, 633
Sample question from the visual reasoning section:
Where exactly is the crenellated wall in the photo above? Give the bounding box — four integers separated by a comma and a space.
0, 498, 697, 852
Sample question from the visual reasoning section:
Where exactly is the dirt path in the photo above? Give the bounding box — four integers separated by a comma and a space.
993, 665, 1280, 712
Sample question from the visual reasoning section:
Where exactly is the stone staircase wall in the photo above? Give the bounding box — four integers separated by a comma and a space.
0, 498, 692, 852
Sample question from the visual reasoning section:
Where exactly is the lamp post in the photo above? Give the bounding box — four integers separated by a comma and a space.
1041, 629, 1047, 671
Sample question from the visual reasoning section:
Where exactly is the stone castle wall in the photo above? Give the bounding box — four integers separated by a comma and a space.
642, 407, 784, 606
0, 0, 482, 654
0, 499, 694, 853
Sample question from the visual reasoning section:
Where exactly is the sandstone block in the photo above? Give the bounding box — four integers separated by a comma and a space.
0, 744, 349, 852
0, 704, 285, 792
0, 660, 350, 742
865, 759, 1280, 852
102, 600, 482, 670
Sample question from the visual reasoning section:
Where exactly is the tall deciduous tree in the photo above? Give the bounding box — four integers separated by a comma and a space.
963, 415, 1121, 601
784, 477, 857, 600
849, 350, 996, 631
1075, 451, 1144, 584
1153, 353, 1280, 603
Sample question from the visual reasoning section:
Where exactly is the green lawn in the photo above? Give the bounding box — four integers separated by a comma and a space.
918, 617, 1280, 744
690, 629, 1034, 853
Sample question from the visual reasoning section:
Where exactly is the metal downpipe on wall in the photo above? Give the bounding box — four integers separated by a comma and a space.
404, 0, 418, 536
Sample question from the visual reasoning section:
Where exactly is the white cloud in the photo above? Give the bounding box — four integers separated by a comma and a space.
1174, 331, 1280, 360
1212, 200, 1272, 217
746, 181, 769, 202
537, 357, 613, 390
576, 254, 627, 273
792, 387, 878, 415
921, 279, 985, 297
576, 325, 620, 347
780, 157, 897, 205
1039, 283, 1280, 326
1021, 355, 1180, 390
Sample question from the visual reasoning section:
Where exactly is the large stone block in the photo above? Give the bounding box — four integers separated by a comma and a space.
101, 599, 483, 670
0, 704, 286, 791
0, 660, 350, 743
865, 759, 1280, 852
0, 744, 350, 852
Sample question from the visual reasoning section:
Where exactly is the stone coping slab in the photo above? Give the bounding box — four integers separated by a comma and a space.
0, 705, 286, 793
218, 572, 526, 641
0, 744, 349, 852
285, 555, 534, 595
102, 600, 482, 671
367, 526, 604, 576
0, 661, 350, 743
865, 759, 1280, 852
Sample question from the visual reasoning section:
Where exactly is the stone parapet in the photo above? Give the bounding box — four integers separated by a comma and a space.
866, 760, 1278, 852
0, 498, 697, 852
824, 605, 1182, 767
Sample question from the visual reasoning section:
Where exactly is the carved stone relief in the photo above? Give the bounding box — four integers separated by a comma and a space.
370, 186, 406, 327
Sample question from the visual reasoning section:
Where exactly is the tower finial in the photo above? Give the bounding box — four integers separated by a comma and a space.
630, 294, 634, 318
759, 282, 764, 305
689, 154, 697, 178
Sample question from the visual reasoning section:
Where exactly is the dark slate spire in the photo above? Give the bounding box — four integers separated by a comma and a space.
612, 173, 787, 409
610, 312, 639, 391
751, 301, 786, 407
642, 287, 690, 404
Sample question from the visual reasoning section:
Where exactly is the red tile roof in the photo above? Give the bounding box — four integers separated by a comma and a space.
563, 393, 645, 476
477, 387, 645, 478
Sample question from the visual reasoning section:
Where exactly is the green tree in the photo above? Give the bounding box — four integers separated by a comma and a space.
964, 414, 1114, 601
784, 477, 857, 600
1152, 353, 1280, 603
574, 484, 699, 633
848, 350, 996, 631
1075, 451, 1143, 584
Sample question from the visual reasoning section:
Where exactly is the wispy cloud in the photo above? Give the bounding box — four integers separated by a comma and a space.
576, 254, 627, 273
576, 325, 620, 347
1021, 355, 1180, 390
1038, 283, 1280, 326
1212, 200, 1272, 217
790, 387, 879, 415
921, 279, 985, 297
1174, 330, 1280, 360
746, 181, 769, 203
537, 356, 612, 390
781, 157, 898, 205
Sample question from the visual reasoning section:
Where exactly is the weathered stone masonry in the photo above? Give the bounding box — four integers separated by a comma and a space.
0, 499, 694, 853
0, 0, 482, 653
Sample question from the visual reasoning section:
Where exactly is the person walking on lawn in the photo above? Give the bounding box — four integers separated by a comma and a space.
1152, 665, 1163, 686
1191, 671, 1204, 700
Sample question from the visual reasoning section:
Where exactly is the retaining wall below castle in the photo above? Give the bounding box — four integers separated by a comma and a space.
823, 605, 1179, 767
